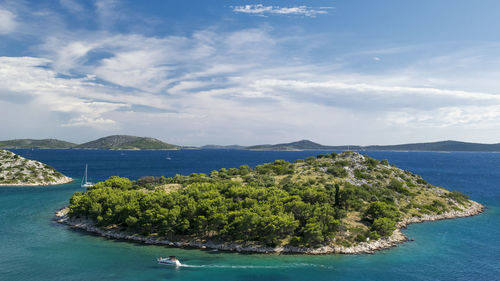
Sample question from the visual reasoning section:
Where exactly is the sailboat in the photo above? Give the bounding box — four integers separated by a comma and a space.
81, 164, 94, 188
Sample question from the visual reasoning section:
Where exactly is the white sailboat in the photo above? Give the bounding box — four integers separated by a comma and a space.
81, 164, 94, 188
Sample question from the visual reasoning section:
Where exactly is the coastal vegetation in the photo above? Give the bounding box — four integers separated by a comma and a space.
0, 149, 72, 185
66, 151, 477, 249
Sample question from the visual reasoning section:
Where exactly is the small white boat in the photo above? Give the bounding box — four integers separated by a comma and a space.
81, 164, 94, 188
157, 256, 181, 266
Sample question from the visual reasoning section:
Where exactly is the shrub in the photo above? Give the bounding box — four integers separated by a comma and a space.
327, 165, 347, 178
446, 191, 469, 204
365, 157, 379, 168
354, 169, 370, 180
416, 178, 427, 185
387, 179, 411, 195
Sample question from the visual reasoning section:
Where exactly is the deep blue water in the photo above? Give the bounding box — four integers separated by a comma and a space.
0, 149, 499, 281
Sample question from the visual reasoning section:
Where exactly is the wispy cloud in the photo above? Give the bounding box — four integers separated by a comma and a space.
232, 4, 333, 17
0, 8, 17, 34
3, 2, 500, 144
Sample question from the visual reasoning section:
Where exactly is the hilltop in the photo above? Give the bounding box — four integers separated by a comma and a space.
76, 135, 179, 150
57, 151, 482, 254
0, 150, 72, 186
246, 140, 332, 150
0, 139, 76, 149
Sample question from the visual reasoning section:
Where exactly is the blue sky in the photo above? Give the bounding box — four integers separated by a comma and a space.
1, 0, 500, 145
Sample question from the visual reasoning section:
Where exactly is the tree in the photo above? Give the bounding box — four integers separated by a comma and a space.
363, 201, 400, 222
302, 220, 324, 246
371, 218, 396, 237
334, 184, 340, 207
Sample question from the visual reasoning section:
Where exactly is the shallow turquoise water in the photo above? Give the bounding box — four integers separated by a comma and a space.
0, 150, 498, 281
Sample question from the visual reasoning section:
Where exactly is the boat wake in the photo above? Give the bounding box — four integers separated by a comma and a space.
178, 263, 334, 270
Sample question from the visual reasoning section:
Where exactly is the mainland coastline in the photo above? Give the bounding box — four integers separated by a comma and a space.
54, 201, 483, 254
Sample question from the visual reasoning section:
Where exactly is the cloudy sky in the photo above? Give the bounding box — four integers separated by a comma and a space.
1, 0, 500, 146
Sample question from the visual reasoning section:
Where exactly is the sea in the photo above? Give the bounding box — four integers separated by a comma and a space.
0, 149, 499, 281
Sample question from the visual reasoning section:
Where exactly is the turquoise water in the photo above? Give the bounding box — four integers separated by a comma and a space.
0, 150, 499, 281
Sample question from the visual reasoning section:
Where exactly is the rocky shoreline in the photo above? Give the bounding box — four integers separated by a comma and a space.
54, 200, 484, 255
0, 176, 73, 186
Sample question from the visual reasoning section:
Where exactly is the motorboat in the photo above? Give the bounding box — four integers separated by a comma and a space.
157, 256, 181, 266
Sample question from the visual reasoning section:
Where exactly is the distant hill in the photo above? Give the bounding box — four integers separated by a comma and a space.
2, 137, 500, 152
244, 139, 500, 152
76, 135, 179, 150
201, 144, 246, 150
363, 140, 500, 152
246, 140, 336, 150
0, 139, 76, 149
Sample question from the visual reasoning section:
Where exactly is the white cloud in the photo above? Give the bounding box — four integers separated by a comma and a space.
0, 8, 17, 34
3, 7, 500, 145
232, 4, 333, 17
0, 56, 129, 130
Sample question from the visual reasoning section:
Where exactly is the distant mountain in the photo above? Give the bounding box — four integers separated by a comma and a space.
243, 139, 500, 152
2, 137, 500, 152
0, 139, 76, 149
363, 140, 500, 152
201, 144, 246, 150
76, 135, 179, 150
246, 140, 336, 150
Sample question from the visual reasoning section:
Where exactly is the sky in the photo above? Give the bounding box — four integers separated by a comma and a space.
1, 0, 500, 146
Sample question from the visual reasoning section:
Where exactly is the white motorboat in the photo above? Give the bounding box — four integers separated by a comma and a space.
157, 256, 181, 266
81, 164, 94, 188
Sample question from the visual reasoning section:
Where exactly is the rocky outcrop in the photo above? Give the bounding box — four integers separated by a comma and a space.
0, 149, 72, 186
54, 200, 484, 255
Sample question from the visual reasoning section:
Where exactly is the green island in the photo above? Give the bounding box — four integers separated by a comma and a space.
0, 135, 179, 150
75, 135, 179, 150
0, 149, 72, 186
57, 151, 483, 254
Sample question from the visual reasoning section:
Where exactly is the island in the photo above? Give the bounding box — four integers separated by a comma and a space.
75, 135, 179, 150
0, 149, 72, 186
245, 139, 500, 152
0, 138, 76, 149
0, 135, 179, 150
55, 151, 483, 254
3, 136, 500, 152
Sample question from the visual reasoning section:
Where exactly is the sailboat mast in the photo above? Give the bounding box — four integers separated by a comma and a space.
84, 164, 88, 183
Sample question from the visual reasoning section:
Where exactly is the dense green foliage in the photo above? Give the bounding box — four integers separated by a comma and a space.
69, 175, 342, 247
67, 152, 472, 248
